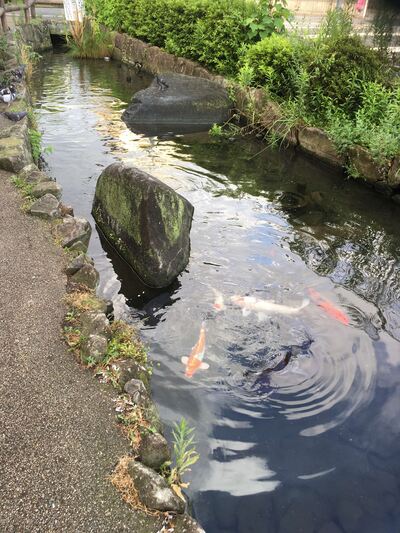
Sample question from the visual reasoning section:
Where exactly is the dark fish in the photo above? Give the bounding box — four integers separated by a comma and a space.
3, 111, 27, 122
244, 335, 314, 386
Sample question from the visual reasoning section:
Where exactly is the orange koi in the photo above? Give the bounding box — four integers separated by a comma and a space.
308, 288, 350, 326
181, 321, 209, 378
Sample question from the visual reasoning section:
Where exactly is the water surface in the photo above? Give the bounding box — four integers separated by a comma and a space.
31, 53, 400, 533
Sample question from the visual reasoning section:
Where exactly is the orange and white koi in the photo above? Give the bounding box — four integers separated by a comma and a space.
308, 288, 350, 326
231, 295, 309, 321
181, 321, 209, 378
212, 288, 225, 312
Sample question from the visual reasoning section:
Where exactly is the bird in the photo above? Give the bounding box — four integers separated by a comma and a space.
3, 111, 27, 122
155, 75, 168, 91
0, 86, 16, 106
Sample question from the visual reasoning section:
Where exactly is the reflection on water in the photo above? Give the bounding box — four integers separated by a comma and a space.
31, 54, 400, 533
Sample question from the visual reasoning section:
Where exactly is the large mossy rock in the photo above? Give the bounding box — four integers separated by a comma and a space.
92, 162, 194, 288
122, 73, 232, 134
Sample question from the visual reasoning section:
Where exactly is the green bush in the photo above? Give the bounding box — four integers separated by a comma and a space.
326, 82, 400, 164
241, 33, 296, 97
86, 0, 257, 75
307, 36, 390, 118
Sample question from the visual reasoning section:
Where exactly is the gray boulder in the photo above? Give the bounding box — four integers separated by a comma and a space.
139, 432, 170, 470
81, 334, 108, 364
124, 378, 149, 406
92, 162, 193, 288
65, 253, 94, 276
80, 310, 109, 338
29, 194, 60, 219
18, 163, 48, 185
54, 216, 92, 249
32, 180, 62, 200
122, 72, 232, 134
69, 263, 99, 290
0, 135, 33, 172
114, 359, 150, 389
127, 460, 185, 513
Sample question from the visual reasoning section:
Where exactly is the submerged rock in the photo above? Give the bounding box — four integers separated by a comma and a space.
92, 162, 193, 288
28, 193, 60, 220
127, 460, 185, 513
122, 72, 232, 134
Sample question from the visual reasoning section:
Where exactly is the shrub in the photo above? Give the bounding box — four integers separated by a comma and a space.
241, 33, 296, 97
306, 35, 391, 118
326, 82, 400, 164
86, 0, 257, 75
244, 0, 292, 43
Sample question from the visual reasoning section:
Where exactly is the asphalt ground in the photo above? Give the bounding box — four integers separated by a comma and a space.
0, 171, 162, 532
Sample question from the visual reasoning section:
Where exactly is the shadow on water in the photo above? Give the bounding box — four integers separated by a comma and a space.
31, 53, 400, 533
97, 225, 180, 319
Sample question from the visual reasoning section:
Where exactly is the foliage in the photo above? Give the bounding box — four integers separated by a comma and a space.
370, 10, 396, 52
85, 0, 260, 75
68, 17, 114, 58
11, 175, 33, 197
28, 128, 42, 163
306, 35, 390, 119
103, 320, 148, 366
244, 0, 291, 43
241, 33, 296, 98
18, 43, 41, 79
326, 82, 400, 164
28, 128, 52, 164
317, 6, 353, 43
168, 418, 199, 487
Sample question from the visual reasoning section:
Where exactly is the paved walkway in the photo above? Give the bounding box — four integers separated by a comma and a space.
0, 171, 161, 532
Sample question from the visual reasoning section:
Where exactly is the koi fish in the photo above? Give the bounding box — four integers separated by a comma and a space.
244, 335, 314, 385
231, 295, 309, 321
212, 288, 225, 312
181, 321, 210, 378
308, 288, 350, 326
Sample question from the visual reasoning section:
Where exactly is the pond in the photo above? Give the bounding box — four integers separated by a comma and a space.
31, 52, 400, 533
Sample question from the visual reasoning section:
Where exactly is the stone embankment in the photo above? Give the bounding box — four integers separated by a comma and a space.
113, 32, 400, 202
0, 23, 203, 532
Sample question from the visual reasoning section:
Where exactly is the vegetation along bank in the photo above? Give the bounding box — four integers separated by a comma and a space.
85, 0, 400, 201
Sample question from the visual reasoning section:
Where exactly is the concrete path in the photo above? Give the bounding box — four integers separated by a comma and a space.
0, 171, 161, 532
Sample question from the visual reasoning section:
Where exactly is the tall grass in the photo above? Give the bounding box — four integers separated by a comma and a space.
68, 17, 114, 59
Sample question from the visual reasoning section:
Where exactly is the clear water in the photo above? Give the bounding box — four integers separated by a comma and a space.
31, 53, 400, 533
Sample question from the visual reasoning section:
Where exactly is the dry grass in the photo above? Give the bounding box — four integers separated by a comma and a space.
110, 456, 161, 517
64, 290, 104, 313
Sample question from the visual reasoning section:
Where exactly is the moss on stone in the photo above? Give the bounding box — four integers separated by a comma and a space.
154, 189, 185, 245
